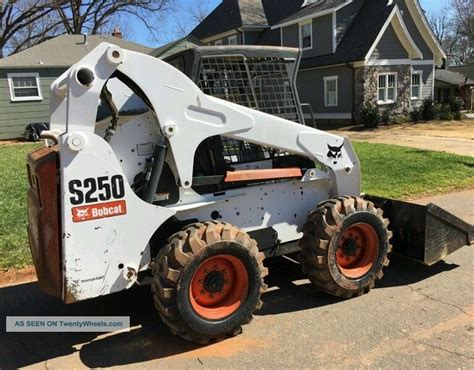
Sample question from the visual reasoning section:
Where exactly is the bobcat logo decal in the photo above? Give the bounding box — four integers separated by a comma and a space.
75, 208, 89, 221
327, 144, 344, 164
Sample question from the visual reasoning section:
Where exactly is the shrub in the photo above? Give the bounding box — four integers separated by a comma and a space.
391, 115, 409, 124
448, 97, 463, 120
360, 103, 381, 129
453, 111, 463, 120
410, 107, 422, 123
433, 103, 443, 120
381, 109, 391, 125
421, 98, 435, 121
439, 104, 453, 120
449, 97, 463, 113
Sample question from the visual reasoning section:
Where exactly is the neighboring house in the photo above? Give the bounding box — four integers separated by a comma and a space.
150, 35, 203, 59
0, 33, 152, 139
190, 0, 446, 126
434, 69, 474, 110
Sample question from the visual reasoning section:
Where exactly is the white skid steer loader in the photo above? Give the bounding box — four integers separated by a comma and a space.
27, 44, 472, 344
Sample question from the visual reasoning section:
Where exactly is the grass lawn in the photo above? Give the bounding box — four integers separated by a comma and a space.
1, 141, 473, 270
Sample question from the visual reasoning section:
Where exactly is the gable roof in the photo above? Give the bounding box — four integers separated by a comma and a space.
299, 0, 395, 69
190, 0, 304, 40
0, 34, 152, 68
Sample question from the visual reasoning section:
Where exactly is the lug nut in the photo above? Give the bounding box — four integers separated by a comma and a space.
204, 269, 209, 274
200, 290, 206, 295
225, 279, 230, 285
210, 294, 215, 299
198, 280, 203, 285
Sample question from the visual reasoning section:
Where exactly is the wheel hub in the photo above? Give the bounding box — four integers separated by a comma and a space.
342, 239, 358, 256
336, 223, 379, 279
203, 271, 225, 293
189, 254, 249, 320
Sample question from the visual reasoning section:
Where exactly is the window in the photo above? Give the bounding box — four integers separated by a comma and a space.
215, 39, 223, 46
377, 73, 397, 104
324, 76, 338, 107
228, 35, 237, 45
300, 21, 312, 50
411, 71, 422, 100
8, 73, 42, 101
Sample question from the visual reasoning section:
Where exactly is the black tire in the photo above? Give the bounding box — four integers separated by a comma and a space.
151, 221, 268, 344
299, 196, 393, 298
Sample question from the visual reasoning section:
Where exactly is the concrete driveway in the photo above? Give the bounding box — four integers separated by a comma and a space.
334, 121, 474, 157
1, 192, 473, 369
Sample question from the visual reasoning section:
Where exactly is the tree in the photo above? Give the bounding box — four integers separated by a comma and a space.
51, 0, 173, 37
428, 0, 473, 65
175, 0, 214, 39
0, 1, 60, 58
0, 0, 175, 59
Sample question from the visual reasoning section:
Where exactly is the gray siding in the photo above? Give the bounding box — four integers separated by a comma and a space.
282, 24, 299, 48
243, 30, 261, 45
396, 0, 433, 60
209, 33, 243, 46
411, 64, 434, 106
336, 0, 364, 45
281, 14, 334, 58
0, 67, 65, 139
370, 24, 409, 61
306, 14, 333, 58
297, 65, 353, 114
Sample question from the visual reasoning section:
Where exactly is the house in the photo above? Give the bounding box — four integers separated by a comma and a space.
190, 0, 446, 126
434, 69, 474, 110
0, 33, 152, 139
150, 35, 203, 59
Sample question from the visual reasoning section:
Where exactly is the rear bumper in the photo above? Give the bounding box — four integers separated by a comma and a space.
27, 146, 62, 299
366, 195, 473, 265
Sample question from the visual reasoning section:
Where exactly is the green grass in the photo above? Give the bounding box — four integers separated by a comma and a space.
354, 142, 474, 199
0, 143, 41, 270
0, 142, 473, 270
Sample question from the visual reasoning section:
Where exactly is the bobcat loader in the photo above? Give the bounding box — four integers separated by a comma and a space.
27, 44, 472, 343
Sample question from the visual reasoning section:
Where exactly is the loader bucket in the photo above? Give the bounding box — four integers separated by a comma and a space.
365, 195, 473, 265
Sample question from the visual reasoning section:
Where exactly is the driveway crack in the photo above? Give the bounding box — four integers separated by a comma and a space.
400, 330, 474, 360
407, 285, 473, 317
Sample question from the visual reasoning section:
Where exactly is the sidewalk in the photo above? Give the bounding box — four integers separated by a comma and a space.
413, 189, 474, 225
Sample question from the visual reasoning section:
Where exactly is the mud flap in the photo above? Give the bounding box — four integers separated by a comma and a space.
365, 195, 473, 265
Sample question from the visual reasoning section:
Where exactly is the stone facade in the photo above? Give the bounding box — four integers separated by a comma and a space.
354, 65, 412, 123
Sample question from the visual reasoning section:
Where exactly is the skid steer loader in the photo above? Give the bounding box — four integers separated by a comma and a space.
27, 43, 472, 344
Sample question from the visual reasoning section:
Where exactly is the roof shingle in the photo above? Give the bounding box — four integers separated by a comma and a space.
0, 34, 152, 68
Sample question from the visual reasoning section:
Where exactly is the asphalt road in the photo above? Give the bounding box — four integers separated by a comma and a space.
1, 193, 473, 369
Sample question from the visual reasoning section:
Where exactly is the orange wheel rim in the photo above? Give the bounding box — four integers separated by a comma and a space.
336, 223, 379, 279
189, 255, 248, 320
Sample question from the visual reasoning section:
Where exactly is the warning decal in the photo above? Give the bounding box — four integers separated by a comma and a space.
72, 200, 127, 223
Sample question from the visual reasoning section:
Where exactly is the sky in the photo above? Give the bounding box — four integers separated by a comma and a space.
127, 0, 450, 49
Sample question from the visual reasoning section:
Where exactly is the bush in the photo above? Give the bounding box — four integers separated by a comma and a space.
381, 109, 391, 125
433, 103, 443, 120
439, 104, 453, 120
410, 107, 422, 123
391, 115, 409, 124
421, 98, 435, 121
449, 97, 463, 113
448, 97, 463, 120
454, 111, 463, 120
360, 103, 381, 129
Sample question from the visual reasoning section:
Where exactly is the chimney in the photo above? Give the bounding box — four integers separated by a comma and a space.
112, 27, 122, 39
